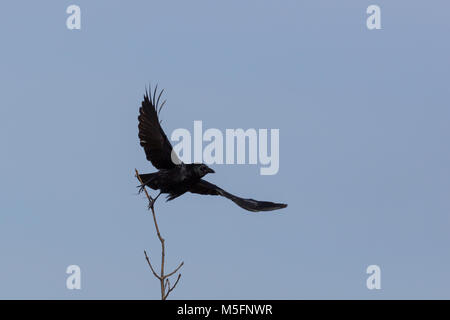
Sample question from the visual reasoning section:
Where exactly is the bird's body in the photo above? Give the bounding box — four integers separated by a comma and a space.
139, 163, 213, 201
137, 86, 287, 212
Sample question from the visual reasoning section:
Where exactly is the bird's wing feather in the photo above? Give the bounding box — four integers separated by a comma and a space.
189, 179, 287, 212
138, 86, 181, 169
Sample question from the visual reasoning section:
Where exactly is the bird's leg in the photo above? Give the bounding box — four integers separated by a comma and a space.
154, 192, 162, 202
147, 192, 162, 210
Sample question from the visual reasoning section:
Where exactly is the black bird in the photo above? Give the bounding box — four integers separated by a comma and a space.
137, 86, 287, 212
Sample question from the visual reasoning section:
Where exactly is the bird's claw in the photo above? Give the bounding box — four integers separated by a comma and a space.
147, 198, 155, 210
137, 184, 146, 194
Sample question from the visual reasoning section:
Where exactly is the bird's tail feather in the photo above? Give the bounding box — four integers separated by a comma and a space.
220, 190, 287, 212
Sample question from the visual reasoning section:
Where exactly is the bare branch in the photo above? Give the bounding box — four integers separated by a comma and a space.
164, 261, 184, 279
144, 250, 161, 280
165, 274, 182, 299
135, 169, 184, 300
164, 278, 169, 291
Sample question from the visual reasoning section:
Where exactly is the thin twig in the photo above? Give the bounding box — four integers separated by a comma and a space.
144, 250, 161, 280
165, 261, 184, 278
165, 273, 182, 299
135, 169, 184, 300
164, 278, 169, 291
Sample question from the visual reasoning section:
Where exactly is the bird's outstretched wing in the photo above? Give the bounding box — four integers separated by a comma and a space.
138, 86, 181, 169
189, 179, 287, 212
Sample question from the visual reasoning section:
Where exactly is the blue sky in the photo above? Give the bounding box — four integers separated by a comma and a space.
0, 1, 449, 299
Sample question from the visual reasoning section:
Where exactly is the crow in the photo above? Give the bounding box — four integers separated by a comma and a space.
137, 86, 287, 212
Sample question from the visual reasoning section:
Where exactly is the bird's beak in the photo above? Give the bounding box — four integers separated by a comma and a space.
207, 168, 215, 174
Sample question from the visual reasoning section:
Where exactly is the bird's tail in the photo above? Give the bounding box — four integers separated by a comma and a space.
220, 190, 288, 212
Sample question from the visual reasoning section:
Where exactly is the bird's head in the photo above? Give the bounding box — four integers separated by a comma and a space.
193, 163, 215, 177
